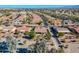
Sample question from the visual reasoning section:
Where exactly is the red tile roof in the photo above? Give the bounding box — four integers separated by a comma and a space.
16, 26, 32, 32
32, 14, 42, 23
35, 26, 47, 33
17, 15, 25, 20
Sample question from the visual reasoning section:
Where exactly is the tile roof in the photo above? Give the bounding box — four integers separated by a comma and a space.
17, 26, 32, 32
32, 14, 42, 23
17, 15, 26, 20
35, 26, 47, 33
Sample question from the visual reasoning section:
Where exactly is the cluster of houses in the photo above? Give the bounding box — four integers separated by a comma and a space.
46, 13, 79, 43
53, 22, 79, 42
0, 11, 48, 38
0, 9, 79, 53
0, 10, 49, 53
0, 26, 47, 35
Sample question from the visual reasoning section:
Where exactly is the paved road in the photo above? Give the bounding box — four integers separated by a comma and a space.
51, 37, 60, 49
48, 26, 60, 49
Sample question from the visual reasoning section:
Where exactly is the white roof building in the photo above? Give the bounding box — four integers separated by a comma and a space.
55, 27, 70, 33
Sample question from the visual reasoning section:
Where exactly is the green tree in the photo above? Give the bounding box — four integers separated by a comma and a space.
56, 48, 64, 53
37, 21, 43, 25
44, 30, 51, 40
29, 30, 36, 39
58, 32, 64, 36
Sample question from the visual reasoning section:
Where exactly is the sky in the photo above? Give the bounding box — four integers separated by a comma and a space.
0, 5, 78, 8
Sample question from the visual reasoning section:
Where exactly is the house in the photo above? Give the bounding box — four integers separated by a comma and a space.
52, 18, 62, 26
16, 14, 26, 21
16, 26, 32, 32
31, 14, 42, 24
1, 25, 16, 33
54, 27, 71, 36
62, 20, 74, 26
55, 27, 70, 33
35, 26, 47, 34
13, 14, 26, 25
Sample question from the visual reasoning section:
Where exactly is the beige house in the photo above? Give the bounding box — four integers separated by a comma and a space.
35, 26, 47, 34
31, 13, 42, 24
0, 25, 16, 33
52, 18, 62, 26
